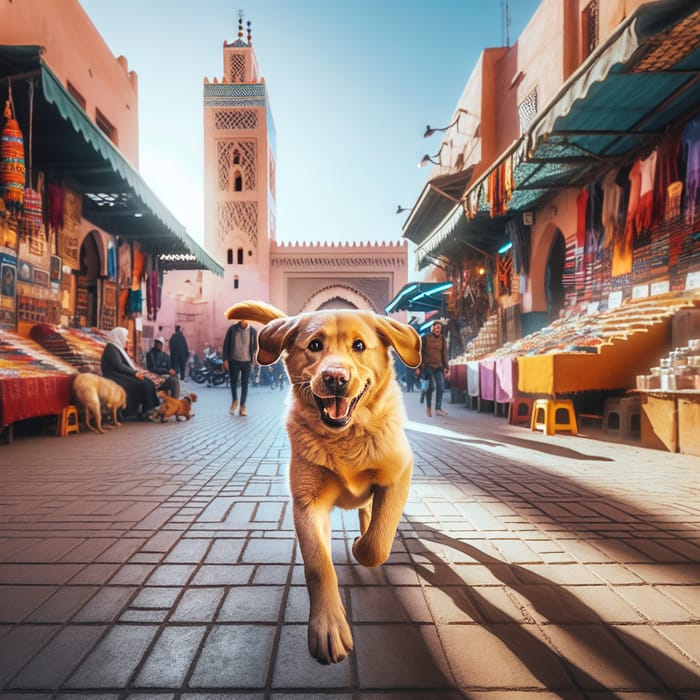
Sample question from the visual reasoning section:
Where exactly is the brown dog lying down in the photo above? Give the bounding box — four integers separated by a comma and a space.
225, 300, 421, 664
153, 391, 197, 421
72, 372, 127, 434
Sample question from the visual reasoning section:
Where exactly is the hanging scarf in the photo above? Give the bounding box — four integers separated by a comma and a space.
0, 94, 25, 214
46, 183, 64, 235
107, 326, 137, 370
21, 80, 43, 239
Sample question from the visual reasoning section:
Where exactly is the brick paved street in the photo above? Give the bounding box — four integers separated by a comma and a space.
0, 383, 699, 699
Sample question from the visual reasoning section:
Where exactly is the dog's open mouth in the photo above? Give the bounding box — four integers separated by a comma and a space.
313, 381, 369, 428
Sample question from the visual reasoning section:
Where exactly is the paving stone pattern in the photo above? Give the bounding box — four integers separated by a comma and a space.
0, 384, 699, 699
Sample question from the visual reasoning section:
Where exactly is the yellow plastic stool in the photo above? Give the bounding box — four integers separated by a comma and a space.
57, 405, 80, 437
531, 398, 577, 436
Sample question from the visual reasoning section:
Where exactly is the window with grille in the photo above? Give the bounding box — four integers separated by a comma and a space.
217, 201, 258, 247
229, 53, 246, 82
218, 142, 256, 191
518, 89, 538, 135
214, 110, 257, 130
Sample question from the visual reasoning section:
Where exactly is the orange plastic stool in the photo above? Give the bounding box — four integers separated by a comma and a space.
57, 405, 80, 437
508, 396, 533, 425
531, 398, 577, 436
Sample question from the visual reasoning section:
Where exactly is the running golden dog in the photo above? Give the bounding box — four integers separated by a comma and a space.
154, 391, 197, 421
72, 372, 126, 434
225, 301, 421, 664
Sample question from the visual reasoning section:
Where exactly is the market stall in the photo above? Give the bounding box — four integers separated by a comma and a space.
30, 323, 167, 389
450, 291, 700, 413
0, 328, 77, 441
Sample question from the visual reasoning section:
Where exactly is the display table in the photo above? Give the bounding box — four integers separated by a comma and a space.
516, 322, 669, 395
30, 324, 167, 389
0, 329, 77, 442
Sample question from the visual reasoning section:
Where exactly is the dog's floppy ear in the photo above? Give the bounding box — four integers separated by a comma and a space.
257, 316, 300, 365
225, 300, 287, 325
373, 316, 422, 368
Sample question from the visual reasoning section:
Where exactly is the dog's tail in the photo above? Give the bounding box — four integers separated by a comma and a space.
225, 300, 286, 324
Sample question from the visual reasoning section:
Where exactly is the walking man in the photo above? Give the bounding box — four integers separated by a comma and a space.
418, 319, 449, 417
169, 325, 190, 381
222, 318, 257, 416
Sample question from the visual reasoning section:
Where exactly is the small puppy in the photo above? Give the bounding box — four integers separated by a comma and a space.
225, 300, 421, 664
72, 372, 126, 434
153, 391, 197, 422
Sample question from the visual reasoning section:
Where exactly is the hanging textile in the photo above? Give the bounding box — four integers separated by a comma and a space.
601, 168, 622, 248
635, 149, 658, 236
21, 79, 43, 241
127, 288, 142, 315
46, 183, 64, 236
681, 115, 700, 224
106, 239, 117, 279
21, 187, 42, 239
506, 216, 530, 275
584, 179, 604, 258
146, 254, 159, 321
58, 185, 81, 269
0, 91, 25, 214
653, 127, 681, 228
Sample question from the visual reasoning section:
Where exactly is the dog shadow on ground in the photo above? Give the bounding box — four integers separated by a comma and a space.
403, 520, 699, 695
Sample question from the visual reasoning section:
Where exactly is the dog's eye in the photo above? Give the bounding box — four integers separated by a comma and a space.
308, 339, 323, 352
352, 339, 365, 352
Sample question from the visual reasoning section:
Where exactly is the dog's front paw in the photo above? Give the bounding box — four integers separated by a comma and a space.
352, 534, 390, 568
308, 603, 353, 664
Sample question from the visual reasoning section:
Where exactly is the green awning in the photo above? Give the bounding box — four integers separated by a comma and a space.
0, 45, 222, 275
384, 281, 453, 315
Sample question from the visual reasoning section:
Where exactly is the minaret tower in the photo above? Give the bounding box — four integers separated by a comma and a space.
203, 12, 276, 330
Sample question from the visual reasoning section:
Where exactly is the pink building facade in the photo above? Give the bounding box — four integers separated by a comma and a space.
0, 0, 217, 351
405, 0, 699, 355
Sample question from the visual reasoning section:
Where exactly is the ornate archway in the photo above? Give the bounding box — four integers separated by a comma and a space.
301, 284, 378, 313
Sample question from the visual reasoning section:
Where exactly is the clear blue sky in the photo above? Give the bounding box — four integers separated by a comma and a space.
79, 0, 540, 246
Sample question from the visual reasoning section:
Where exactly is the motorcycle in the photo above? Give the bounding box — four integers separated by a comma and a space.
190, 349, 228, 386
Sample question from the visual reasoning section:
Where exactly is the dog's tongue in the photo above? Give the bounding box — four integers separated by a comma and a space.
321, 396, 350, 420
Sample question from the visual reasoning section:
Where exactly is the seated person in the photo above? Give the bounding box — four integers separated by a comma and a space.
101, 327, 159, 421
145, 336, 180, 397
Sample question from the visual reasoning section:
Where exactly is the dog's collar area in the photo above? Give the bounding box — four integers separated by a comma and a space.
313, 380, 369, 428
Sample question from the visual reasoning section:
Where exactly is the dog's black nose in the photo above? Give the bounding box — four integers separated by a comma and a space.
322, 367, 349, 392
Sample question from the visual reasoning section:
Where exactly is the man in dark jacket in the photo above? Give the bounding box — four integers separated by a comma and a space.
222, 319, 257, 416
146, 337, 180, 397
169, 325, 190, 381
418, 319, 449, 417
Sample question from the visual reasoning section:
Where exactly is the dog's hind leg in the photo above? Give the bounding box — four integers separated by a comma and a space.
85, 398, 103, 434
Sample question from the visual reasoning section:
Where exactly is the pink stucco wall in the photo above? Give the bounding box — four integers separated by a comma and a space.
0, 0, 140, 164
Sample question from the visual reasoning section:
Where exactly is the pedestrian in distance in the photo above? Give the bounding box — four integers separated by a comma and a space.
169, 325, 190, 381
222, 318, 257, 416
417, 319, 449, 417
